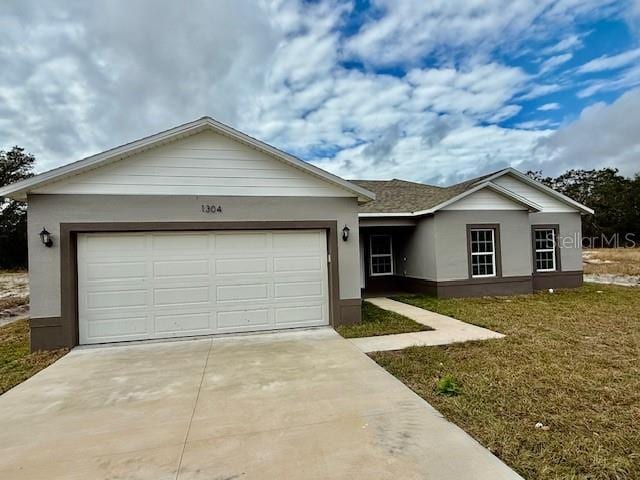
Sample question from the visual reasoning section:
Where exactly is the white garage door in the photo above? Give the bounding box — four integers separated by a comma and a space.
77, 230, 329, 344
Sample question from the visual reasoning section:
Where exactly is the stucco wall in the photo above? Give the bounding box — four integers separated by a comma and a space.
397, 210, 584, 283
401, 216, 437, 280
529, 212, 583, 271
432, 210, 533, 281
27, 194, 361, 319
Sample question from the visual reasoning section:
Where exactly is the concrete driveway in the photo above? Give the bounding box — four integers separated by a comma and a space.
0, 329, 521, 479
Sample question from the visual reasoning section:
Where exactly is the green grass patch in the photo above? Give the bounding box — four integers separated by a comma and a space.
336, 301, 432, 338
435, 373, 461, 396
371, 285, 640, 480
0, 319, 68, 395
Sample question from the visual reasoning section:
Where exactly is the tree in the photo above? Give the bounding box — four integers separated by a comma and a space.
527, 168, 639, 247
0, 147, 35, 268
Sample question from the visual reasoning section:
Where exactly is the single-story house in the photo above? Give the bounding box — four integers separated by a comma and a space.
0, 117, 593, 351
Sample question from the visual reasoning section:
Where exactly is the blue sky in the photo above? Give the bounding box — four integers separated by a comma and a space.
1, 0, 640, 185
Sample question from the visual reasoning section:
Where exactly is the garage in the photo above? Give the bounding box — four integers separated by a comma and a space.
77, 230, 329, 344
0, 116, 373, 351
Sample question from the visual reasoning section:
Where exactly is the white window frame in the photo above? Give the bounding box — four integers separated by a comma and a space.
470, 228, 496, 278
534, 228, 557, 272
369, 234, 394, 277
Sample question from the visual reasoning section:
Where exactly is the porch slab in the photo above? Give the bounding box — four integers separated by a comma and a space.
349, 298, 504, 353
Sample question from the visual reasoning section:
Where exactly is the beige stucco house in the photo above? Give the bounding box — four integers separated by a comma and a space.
0, 117, 593, 351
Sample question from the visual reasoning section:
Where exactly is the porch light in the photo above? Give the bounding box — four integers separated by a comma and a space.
342, 224, 350, 242
39, 227, 53, 247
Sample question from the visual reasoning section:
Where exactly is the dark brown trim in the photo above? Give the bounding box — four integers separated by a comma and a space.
366, 270, 584, 299
531, 224, 562, 274
337, 298, 362, 325
466, 223, 502, 279
403, 275, 532, 298
30, 316, 62, 328
59, 221, 341, 349
532, 270, 583, 290
29, 317, 65, 351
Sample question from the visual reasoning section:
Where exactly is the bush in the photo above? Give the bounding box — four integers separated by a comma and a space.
436, 374, 461, 396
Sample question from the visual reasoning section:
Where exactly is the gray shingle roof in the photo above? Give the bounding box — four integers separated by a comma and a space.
351, 171, 500, 214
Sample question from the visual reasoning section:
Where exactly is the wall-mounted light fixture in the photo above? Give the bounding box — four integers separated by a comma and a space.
342, 224, 350, 242
39, 227, 53, 247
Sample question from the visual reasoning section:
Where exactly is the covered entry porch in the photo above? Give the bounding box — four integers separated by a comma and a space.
359, 217, 417, 296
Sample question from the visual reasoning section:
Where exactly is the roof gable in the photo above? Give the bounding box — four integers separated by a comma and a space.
0, 117, 375, 202
483, 169, 594, 214
441, 187, 530, 211
355, 167, 592, 216
30, 130, 353, 198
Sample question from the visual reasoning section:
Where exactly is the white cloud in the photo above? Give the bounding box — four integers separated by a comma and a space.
515, 119, 557, 130
0, 0, 285, 171
345, 0, 618, 66
0, 0, 636, 188
518, 83, 564, 100
542, 34, 584, 54
578, 63, 640, 97
537, 102, 561, 111
539, 53, 573, 74
577, 48, 640, 73
317, 123, 549, 184
535, 87, 640, 175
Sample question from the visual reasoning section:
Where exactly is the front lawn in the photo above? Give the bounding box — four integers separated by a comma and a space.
0, 319, 68, 394
335, 301, 432, 338
371, 285, 640, 480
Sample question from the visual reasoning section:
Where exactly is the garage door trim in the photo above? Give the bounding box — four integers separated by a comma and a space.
60, 221, 340, 347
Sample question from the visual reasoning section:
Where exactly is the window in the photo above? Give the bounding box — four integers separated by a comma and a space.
370, 234, 393, 276
470, 229, 496, 278
534, 228, 557, 272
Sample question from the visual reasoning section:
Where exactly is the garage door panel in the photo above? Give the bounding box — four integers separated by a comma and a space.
78, 230, 329, 344
86, 289, 147, 309
214, 257, 269, 275
86, 262, 147, 281
153, 286, 210, 306
153, 259, 210, 278
272, 232, 322, 252
275, 304, 325, 325
86, 316, 148, 339
154, 312, 211, 334
273, 256, 322, 273
215, 232, 268, 252
152, 233, 209, 252
274, 281, 323, 299
85, 234, 147, 254
217, 309, 271, 330
216, 283, 269, 302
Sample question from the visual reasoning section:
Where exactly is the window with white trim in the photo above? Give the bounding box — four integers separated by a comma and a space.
369, 234, 393, 276
470, 229, 496, 278
534, 228, 557, 272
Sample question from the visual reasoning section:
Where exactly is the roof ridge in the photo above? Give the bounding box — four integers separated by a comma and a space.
351, 178, 442, 188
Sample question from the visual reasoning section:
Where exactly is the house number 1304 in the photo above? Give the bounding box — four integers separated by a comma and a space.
201, 204, 222, 214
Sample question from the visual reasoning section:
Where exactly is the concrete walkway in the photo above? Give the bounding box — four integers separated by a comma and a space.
0, 328, 521, 479
350, 298, 504, 353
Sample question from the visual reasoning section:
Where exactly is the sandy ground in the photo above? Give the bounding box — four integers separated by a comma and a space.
583, 249, 640, 287
0, 271, 29, 325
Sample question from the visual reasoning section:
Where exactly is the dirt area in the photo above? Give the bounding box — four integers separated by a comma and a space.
583, 249, 640, 286
0, 271, 29, 324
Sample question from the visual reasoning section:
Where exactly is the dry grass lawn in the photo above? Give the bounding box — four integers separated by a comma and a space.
0, 319, 68, 395
335, 301, 432, 338
583, 248, 640, 276
372, 285, 640, 480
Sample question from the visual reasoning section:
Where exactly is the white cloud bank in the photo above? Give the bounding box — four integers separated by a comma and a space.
536, 87, 640, 176
0, 0, 637, 185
